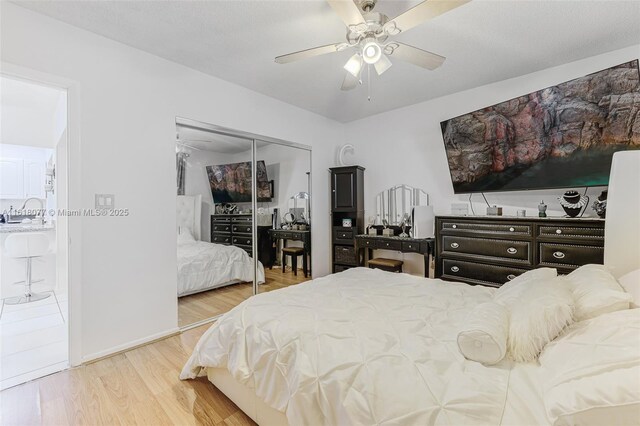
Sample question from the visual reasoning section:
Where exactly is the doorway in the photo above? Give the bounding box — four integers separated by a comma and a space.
0, 75, 70, 389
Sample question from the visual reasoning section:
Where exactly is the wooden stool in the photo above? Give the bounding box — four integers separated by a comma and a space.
368, 258, 403, 273
282, 247, 307, 277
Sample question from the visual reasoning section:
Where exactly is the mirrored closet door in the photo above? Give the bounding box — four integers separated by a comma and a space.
175, 122, 255, 327
255, 140, 312, 294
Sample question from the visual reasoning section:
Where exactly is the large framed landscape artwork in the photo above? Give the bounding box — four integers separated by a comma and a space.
440, 60, 640, 193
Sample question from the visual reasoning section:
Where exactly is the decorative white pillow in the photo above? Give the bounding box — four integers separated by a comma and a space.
505, 279, 574, 363
563, 264, 632, 321
539, 309, 640, 426
618, 268, 640, 308
177, 226, 196, 244
494, 267, 558, 307
457, 302, 509, 365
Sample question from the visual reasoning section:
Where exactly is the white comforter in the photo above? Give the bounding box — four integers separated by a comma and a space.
177, 240, 265, 296
181, 268, 515, 425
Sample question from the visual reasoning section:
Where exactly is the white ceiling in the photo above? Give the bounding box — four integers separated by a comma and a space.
15, 0, 640, 122
1, 76, 66, 148
177, 125, 271, 153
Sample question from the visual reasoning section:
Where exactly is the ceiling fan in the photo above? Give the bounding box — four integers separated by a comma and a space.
275, 0, 470, 91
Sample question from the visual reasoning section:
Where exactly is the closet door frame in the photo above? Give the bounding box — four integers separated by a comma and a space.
175, 117, 312, 298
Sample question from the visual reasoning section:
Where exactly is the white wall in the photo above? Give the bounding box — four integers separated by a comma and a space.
345, 44, 640, 275
257, 143, 311, 219
1, 3, 343, 360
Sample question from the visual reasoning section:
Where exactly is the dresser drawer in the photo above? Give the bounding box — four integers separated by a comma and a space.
377, 240, 403, 251
441, 221, 532, 237
402, 241, 422, 253
232, 236, 253, 247
538, 243, 604, 269
442, 235, 531, 264
538, 225, 604, 240
212, 234, 232, 244
211, 216, 231, 224
212, 223, 231, 233
334, 245, 357, 266
232, 224, 253, 235
231, 216, 252, 223
441, 259, 528, 287
334, 228, 354, 241
334, 264, 355, 273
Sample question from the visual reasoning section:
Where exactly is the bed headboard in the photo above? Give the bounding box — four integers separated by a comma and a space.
177, 194, 202, 241
604, 150, 640, 278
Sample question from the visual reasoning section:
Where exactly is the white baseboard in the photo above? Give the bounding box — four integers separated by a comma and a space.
81, 327, 180, 364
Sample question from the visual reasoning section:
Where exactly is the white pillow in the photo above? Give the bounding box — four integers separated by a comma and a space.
618, 268, 640, 308
505, 279, 574, 363
457, 302, 508, 365
539, 309, 640, 426
494, 267, 558, 307
177, 226, 196, 244
563, 264, 632, 321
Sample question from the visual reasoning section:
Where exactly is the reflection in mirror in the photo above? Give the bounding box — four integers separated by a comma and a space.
375, 184, 429, 225
175, 122, 257, 327
255, 141, 312, 294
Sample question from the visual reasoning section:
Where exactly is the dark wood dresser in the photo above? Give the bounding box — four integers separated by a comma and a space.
435, 215, 605, 287
211, 214, 274, 266
329, 166, 365, 273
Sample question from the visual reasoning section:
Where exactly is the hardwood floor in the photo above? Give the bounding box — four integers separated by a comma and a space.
178, 267, 310, 327
0, 322, 254, 426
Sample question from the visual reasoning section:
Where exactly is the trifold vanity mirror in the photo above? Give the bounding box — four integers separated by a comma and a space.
375, 184, 429, 226
175, 118, 312, 328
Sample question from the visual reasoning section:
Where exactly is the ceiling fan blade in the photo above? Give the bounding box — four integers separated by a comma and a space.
374, 54, 392, 76
389, 42, 445, 70
327, 0, 367, 31
383, 0, 471, 35
275, 43, 347, 64
341, 71, 360, 91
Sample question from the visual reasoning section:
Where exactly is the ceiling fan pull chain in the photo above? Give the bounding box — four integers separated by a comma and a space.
367, 65, 371, 101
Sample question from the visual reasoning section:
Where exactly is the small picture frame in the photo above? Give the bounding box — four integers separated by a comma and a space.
342, 218, 352, 228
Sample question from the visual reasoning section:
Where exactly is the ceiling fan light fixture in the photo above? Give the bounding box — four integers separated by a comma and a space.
374, 54, 392, 75
344, 53, 364, 77
361, 38, 382, 64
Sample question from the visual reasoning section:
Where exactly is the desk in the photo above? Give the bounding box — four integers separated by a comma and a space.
355, 234, 435, 277
268, 229, 311, 276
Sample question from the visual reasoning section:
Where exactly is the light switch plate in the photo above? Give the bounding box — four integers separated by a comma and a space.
95, 194, 115, 210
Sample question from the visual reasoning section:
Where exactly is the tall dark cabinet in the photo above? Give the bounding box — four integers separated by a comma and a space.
330, 166, 365, 273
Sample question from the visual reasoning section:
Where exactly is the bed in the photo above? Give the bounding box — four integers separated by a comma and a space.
177, 195, 265, 297
180, 152, 640, 425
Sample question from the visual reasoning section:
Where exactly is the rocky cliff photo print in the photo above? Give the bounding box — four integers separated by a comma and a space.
440, 60, 640, 193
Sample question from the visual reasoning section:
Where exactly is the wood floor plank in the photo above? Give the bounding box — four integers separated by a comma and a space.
178, 268, 309, 327
0, 268, 308, 425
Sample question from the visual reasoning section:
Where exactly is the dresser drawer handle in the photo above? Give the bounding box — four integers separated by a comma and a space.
553, 251, 565, 259
507, 274, 516, 281
507, 247, 518, 254
246, 227, 251, 232
450, 242, 459, 249
509, 227, 515, 232
341, 233, 347, 238
386, 243, 390, 247
556, 229, 562, 234
452, 225, 457, 229
450, 266, 460, 273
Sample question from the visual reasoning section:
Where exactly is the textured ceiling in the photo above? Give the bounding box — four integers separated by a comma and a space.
177, 125, 269, 153
15, 0, 640, 122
